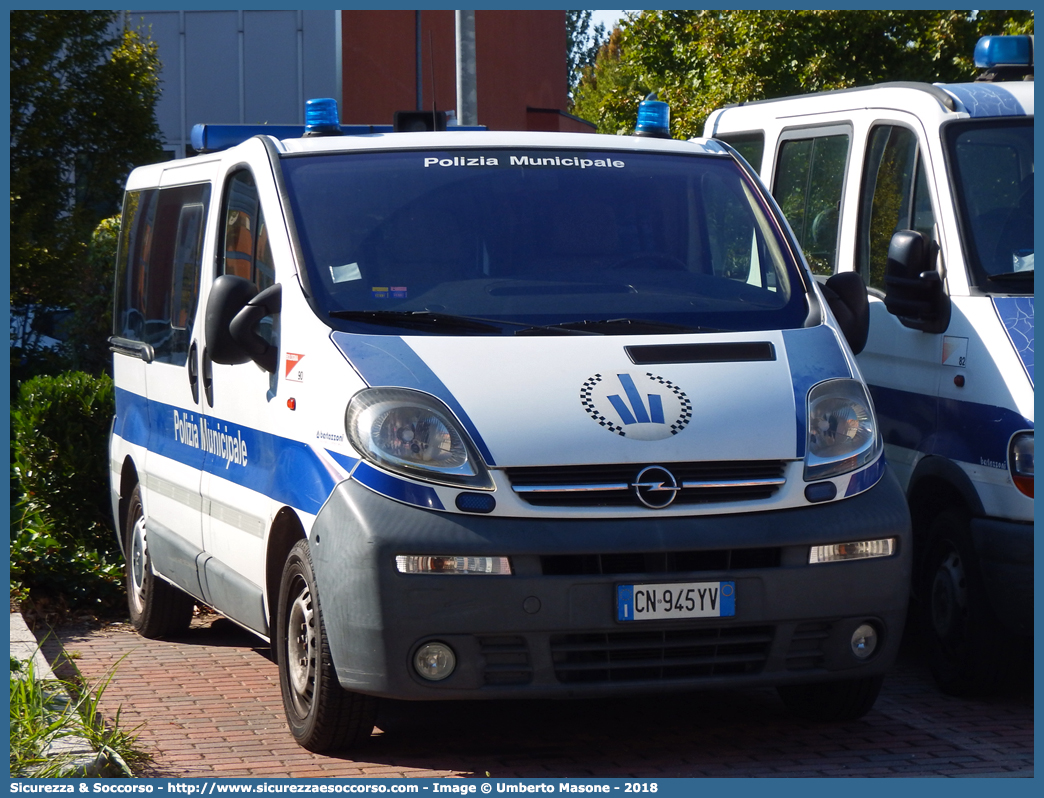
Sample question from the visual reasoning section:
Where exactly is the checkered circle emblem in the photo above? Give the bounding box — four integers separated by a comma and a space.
580, 372, 692, 440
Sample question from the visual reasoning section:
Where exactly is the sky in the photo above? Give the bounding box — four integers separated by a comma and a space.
589, 10, 636, 32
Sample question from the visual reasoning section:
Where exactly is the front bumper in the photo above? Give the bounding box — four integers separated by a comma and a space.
309, 466, 911, 700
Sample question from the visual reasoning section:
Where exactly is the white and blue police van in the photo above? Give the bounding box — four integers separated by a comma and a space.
705, 35, 1034, 695
109, 97, 910, 751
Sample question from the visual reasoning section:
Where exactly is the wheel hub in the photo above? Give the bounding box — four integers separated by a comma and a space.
930, 548, 967, 640
286, 583, 317, 714
129, 516, 148, 613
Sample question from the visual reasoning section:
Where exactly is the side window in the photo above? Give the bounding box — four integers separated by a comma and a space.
115, 189, 157, 342
719, 132, 765, 172
221, 170, 275, 292
857, 125, 937, 290
774, 133, 850, 276
114, 184, 211, 365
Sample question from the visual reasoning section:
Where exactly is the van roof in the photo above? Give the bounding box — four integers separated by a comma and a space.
273, 129, 731, 158
706, 80, 1033, 136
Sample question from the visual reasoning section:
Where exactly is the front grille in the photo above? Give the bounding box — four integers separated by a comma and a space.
541, 547, 780, 576
478, 635, 532, 685
785, 621, 832, 671
550, 625, 773, 683
506, 461, 786, 508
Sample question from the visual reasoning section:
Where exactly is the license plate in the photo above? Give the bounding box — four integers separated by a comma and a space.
617, 581, 735, 622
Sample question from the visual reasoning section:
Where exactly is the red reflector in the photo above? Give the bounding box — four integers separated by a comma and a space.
287, 398, 297, 411
1013, 474, 1033, 498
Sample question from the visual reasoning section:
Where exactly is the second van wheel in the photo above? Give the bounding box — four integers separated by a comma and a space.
123, 485, 194, 639
919, 509, 1010, 695
776, 674, 884, 721
276, 540, 377, 752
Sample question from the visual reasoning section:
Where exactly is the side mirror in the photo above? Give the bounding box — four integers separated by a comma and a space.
205, 275, 282, 372
230, 283, 281, 373
882, 230, 950, 334
822, 271, 869, 355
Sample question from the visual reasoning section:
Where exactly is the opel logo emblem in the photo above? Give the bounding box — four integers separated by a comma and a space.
632, 465, 680, 509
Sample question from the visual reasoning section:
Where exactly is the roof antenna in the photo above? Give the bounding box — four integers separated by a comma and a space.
429, 30, 438, 122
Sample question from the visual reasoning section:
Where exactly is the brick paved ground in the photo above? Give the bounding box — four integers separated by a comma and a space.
36, 613, 1032, 779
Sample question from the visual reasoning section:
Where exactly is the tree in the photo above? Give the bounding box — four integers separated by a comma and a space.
566, 10, 609, 102
572, 10, 1035, 139
10, 11, 164, 377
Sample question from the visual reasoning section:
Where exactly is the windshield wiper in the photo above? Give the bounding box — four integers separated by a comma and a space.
329, 310, 506, 334
988, 270, 1034, 282
330, 309, 606, 336
328, 311, 702, 337
516, 318, 715, 336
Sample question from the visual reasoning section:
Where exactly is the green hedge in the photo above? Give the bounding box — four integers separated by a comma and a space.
11, 372, 123, 609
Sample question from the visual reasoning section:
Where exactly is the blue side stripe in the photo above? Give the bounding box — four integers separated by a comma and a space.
869, 384, 1033, 468
350, 461, 444, 510
331, 333, 497, 466
782, 326, 852, 457
844, 456, 886, 497
114, 388, 343, 516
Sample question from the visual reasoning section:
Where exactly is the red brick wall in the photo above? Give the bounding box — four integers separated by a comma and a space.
340, 10, 569, 131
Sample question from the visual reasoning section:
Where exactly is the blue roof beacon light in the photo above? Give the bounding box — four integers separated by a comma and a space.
634, 92, 671, 139
304, 97, 343, 137
974, 35, 1034, 81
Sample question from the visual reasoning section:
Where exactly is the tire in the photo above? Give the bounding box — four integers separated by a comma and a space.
777, 674, 884, 721
919, 509, 1009, 695
124, 485, 195, 638
276, 540, 377, 752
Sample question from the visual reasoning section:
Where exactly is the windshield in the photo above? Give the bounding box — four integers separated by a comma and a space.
945, 119, 1033, 293
281, 148, 809, 335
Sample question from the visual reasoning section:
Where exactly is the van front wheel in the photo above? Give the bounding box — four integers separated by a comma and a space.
123, 486, 194, 639
276, 540, 377, 752
920, 510, 1008, 695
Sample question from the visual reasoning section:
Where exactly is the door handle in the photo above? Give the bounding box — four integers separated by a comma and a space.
188, 342, 200, 404
202, 347, 214, 407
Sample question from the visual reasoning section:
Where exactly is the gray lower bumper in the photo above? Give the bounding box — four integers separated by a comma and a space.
309, 467, 911, 700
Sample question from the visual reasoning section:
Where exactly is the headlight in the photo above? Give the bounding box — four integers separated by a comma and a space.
804, 379, 880, 481
345, 387, 493, 489
1009, 432, 1033, 498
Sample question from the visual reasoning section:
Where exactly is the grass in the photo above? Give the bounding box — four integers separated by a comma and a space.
10, 652, 150, 777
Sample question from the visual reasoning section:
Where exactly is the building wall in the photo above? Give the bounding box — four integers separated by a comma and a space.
126, 10, 340, 158
341, 10, 586, 132
475, 10, 567, 131
340, 10, 455, 128
127, 8, 587, 156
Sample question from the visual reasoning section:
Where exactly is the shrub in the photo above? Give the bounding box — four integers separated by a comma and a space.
11, 372, 122, 610
12, 372, 116, 548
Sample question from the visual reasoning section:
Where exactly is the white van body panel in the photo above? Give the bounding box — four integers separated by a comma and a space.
109, 117, 912, 739
705, 72, 1033, 666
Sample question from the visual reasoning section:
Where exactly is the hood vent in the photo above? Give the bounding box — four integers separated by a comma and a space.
625, 342, 776, 365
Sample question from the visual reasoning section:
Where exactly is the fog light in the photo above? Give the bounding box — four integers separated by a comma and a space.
414, 642, 456, 681
850, 623, 878, 659
809, 538, 895, 564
